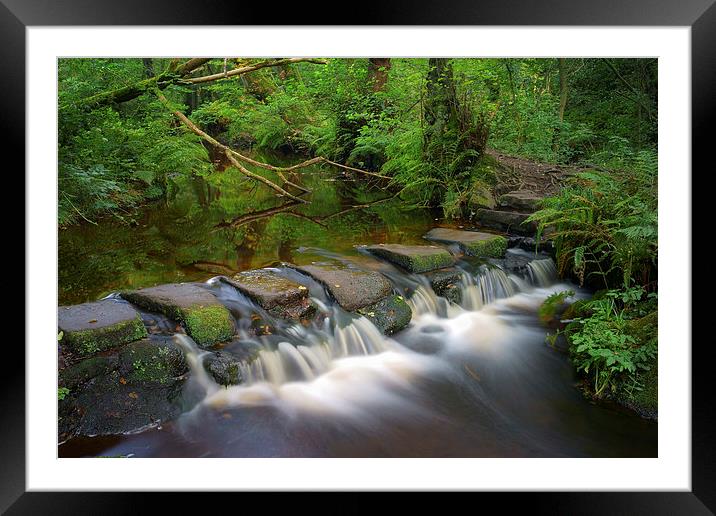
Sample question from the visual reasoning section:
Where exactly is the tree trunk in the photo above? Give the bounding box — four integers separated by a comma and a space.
558, 58, 569, 122
423, 58, 486, 186
367, 58, 391, 92
142, 58, 154, 79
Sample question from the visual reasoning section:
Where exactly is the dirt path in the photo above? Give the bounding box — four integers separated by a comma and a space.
486, 148, 580, 197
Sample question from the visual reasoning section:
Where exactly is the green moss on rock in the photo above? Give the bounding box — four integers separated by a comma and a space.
120, 339, 188, 385
64, 317, 147, 357
183, 305, 236, 347
121, 284, 235, 347
463, 235, 507, 258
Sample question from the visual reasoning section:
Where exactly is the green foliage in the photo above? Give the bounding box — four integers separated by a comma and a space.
566, 287, 657, 401
59, 57, 657, 227
538, 289, 575, 325
58, 387, 70, 401
527, 160, 657, 290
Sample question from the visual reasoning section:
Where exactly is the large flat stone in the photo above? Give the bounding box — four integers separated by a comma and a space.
365, 244, 455, 273
58, 299, 147, 358
289, 262, 392, 312
121, 283, 235, 347
220, 269, 315, 320
474, 209, 537, 236
498, 190, 544, 212
424, 228, 508, 258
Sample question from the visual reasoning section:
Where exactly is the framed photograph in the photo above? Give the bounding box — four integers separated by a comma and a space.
6, 0, 710, 511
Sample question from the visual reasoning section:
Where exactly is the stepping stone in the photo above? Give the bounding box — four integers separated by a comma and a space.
474, 209, 538, 236
220, 269, 315, 320
121, 283, 235, 347
424, 228, 508, 258
356, 294, 412, 335
364, 244, 455, 273
289, 262, 392, 312
498, 190, 544, 212
58, 299, 147, 358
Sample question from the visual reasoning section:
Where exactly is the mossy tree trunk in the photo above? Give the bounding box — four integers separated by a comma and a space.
423, 58, 488, 192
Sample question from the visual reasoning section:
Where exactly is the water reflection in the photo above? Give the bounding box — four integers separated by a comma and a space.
59, 152, 436, 305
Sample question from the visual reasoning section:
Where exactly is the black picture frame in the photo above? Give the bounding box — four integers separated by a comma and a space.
4, 0, 711, 512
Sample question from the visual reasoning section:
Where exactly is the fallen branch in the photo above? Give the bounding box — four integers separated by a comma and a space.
72, 58, 326, 111
156, 91, 309, 204
186, 58, 327, 85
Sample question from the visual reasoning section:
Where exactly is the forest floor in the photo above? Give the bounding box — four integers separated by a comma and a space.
486, 148, 579, 198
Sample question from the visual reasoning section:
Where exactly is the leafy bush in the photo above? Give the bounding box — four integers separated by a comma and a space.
565, 287, 657, 400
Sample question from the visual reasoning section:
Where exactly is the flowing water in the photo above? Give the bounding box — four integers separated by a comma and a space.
58, 151, 656, 457
59, 254, 656, 458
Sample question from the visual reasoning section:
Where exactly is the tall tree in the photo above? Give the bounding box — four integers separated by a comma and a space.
367, 58, 391, 92
423, 58, 487, 189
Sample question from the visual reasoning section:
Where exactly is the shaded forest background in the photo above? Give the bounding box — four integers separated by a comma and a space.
58, 57, 657, 226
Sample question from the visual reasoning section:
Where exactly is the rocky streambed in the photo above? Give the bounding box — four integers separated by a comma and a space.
58, 229, 511, 441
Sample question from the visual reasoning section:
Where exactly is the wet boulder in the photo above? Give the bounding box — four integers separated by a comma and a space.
357, 294, 413, 335
424, 228, 508, 259
364, 244, 455, 273
203, 351, 244, 386
423, 268, 463, 304
58, 299, 147, 359
289, 262, 392, 312
58, 336, 189, 441
121, 283, 235, 347
220, 269, 316, 320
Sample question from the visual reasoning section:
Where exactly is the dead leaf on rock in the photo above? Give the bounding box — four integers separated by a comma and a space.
128, 392, 139, 399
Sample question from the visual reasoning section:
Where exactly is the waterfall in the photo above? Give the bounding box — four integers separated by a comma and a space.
459, 266, 519, 310
526, 258, 558, 286
236, 315, 393, 386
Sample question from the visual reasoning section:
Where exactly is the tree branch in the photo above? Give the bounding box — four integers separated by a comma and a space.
155, 91, 310, 204
186, 58, 327, 85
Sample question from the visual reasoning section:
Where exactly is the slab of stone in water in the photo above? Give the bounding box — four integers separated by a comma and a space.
221, 269, 315, 320
58, 299, 147, 358
364, 243, 455, 273
289, 262, 392, 312
424, 228, 508, 258
121, 283, 235, 347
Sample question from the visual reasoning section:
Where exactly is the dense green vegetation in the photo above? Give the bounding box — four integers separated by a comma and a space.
59, 57, 658, 417
58, 58, 656, 225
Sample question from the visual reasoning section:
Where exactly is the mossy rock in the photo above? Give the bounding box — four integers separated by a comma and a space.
358, 294, 413, 335
59, 336, 190, 440
365, 244, 455, 273
182, 304, 236, 348
58, 299, 148, 359
119, 338, 188, 385
466, 179, 496, 212
203, 351, 245, 386
60, 355, 119, 390
121, 284, 235, 347
424, 228, 507, 259
424, 268, 463, 304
